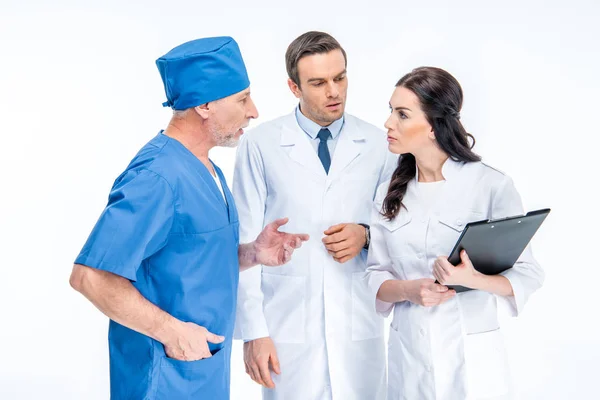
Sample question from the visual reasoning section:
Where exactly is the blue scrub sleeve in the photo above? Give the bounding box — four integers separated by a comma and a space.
75, 168, 174, 281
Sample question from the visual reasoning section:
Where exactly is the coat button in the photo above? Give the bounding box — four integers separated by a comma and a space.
456, 219, 463, 226
420, 328, 426, 336
425, 365, 432, 372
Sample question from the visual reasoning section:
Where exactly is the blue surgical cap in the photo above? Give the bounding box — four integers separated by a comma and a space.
156, 37, 250, 110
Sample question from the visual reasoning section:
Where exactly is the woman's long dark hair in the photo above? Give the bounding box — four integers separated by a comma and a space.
382, 67, 481, 220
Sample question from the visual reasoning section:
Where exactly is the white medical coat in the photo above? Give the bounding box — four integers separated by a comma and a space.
365, 158, 545, 400
233, 111, 397, 400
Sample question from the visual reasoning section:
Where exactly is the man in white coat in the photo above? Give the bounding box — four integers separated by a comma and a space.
232, 31, 397, 400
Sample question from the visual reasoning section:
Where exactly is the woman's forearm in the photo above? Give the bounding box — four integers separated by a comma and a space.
377, 279, 407, 303
470, 272, 514, 297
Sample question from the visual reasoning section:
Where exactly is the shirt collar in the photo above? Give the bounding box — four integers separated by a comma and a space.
295, 104, 344, 140
415, 156, 463, 182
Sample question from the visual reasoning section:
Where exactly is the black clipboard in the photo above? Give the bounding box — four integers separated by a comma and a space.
442, 208, 551, 293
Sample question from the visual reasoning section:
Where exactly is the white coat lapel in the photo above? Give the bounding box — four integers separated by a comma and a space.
280, 112, 327, 178
327, 116, 365, 180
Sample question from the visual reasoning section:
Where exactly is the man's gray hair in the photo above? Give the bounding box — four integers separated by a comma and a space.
173, 108, 191, 118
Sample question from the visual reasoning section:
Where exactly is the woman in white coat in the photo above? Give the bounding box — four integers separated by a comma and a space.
365, 66, 544, 400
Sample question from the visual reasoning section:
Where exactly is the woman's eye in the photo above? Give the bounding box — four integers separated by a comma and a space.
398, 112, 407, 119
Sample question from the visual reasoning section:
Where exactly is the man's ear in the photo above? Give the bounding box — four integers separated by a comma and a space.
287, 78, 302, 99
194, 103, 211, 119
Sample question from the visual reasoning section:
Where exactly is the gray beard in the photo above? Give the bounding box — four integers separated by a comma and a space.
219, 136, 239, 148
211, 128, 239, 148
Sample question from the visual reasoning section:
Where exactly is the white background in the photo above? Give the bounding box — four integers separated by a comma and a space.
1, 0, 598, 398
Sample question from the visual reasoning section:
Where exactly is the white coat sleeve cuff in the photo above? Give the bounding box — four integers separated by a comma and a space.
366, 271, 396, 318
498, 268, 525, 317
233, 316, 270, 341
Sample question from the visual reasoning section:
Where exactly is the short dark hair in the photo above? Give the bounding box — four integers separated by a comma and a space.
285, 31, 347, 86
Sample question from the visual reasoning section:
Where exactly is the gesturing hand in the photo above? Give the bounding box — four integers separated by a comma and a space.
255, 218, 310, 266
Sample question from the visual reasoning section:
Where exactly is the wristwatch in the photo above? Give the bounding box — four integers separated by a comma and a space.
358, 223, 370, 249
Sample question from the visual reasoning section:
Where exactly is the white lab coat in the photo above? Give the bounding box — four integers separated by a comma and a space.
232, 110, 397, 400
365, 158, 545, 400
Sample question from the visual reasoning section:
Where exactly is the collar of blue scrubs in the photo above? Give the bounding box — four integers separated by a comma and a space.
295, 104, 344, 140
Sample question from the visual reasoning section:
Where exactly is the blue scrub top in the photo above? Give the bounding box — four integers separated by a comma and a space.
75, 132, 240, 400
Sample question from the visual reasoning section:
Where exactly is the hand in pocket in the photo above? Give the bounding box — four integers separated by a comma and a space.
163, 321, 225, 361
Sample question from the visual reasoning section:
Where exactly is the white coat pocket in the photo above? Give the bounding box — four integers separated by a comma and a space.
436, 211, 485, 255
464, 328, 511, 398
438, 211, 485, 233
351, 271, 384, 341
261, 273, 306, 343
379, 212, 412, 259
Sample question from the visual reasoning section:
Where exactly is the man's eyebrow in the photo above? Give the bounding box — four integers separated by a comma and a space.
307, 70, 347, 83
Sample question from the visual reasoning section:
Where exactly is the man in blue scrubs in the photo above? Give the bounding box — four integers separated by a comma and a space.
69, 37, 309, 400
